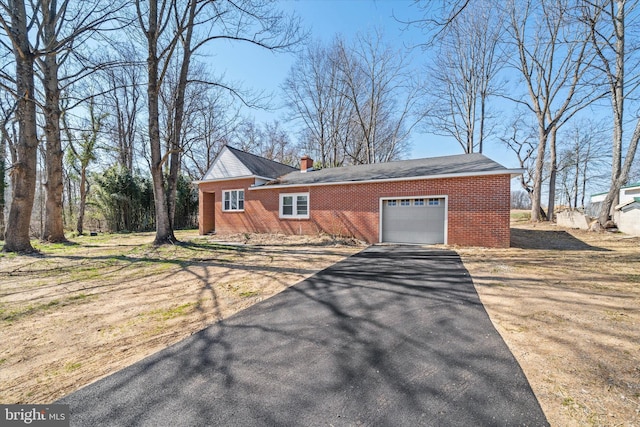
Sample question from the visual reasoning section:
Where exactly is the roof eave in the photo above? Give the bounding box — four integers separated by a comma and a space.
248, 169, 525, 191
194, 175, 275, 185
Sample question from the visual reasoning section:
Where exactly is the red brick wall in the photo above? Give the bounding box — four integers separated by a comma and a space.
198, 174, 512, 248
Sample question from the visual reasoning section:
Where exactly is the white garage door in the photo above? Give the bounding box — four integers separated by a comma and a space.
381, 197, 446, 244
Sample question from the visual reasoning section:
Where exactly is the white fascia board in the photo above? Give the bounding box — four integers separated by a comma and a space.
247, 169, 525, 191
194, 175, 263, 185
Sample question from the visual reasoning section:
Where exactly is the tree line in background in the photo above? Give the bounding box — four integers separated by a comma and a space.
1, 0, 640, 252
0, 0, 304, 251
283, 30, 426, 167
420, 0, 640, 225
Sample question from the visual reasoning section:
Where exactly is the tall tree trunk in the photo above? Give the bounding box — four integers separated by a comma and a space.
573, 148, 580, 209
146, 0, 175, 245
5, 1, 38, 253
530, 126, 547, 222
40, 0, 66, 243
580, 141, 591, 209
598, 0, 625, 226
0, 133, 6, 240
547, 125, 558, 222
167, 0, 196, 230
42, 53, 66, 242
76, 171, 87, 234
479, 91, 486, 154
67, 173, 73, 226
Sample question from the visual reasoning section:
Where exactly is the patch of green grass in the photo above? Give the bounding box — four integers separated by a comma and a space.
239, 290, 261, 298
0, 358, 7, 366
626, 274, 640, 283
67, 293, 91, 302
31, 240, 80, 254
1, 293, 96, 323
64, 362, 81, 372
69, 267, 103, 281
510, 211, 531, 221
178, 239, 247, 254
148, 302, 197, 321
2, 300, 60, 322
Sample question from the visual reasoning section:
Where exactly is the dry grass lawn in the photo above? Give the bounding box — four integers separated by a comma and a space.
1, 221, 639, 427
0, 230, 362, 403
459, 217, 640, 427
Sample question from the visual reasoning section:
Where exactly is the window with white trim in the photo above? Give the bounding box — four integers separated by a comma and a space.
400, 199, 411, 206
280, 193, 309, 219
428, 198, 441, 206
387, 200, 397, 207
223, 189, 244, 211
414, 199, 425, 206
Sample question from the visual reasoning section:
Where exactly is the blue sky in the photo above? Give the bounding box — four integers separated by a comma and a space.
210, 0, 520, 168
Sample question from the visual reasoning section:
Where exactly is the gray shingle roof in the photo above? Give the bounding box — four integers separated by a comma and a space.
270, 153, 513, 186
227, 145, 298, 179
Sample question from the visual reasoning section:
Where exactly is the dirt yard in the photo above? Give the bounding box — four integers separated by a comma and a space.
1, 222, 639, 426
0, 231, 363, 404
459, 217, 640, 427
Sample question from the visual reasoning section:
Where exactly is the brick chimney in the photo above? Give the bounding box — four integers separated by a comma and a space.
300, 155, 314, 173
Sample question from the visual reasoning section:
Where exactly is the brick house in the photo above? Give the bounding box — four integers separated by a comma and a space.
196, 145, 522, 247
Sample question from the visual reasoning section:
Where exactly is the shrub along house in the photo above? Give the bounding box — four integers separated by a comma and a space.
196, 145, 522, 247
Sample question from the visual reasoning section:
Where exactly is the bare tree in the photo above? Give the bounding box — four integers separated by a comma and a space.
35, 0, 124, 242
283, 40, 352, 168
630, 156, 640, 183
585, 0, 640, 227
259, 120, 297, 165
511, 191, 532, 209
406, 0, 473, 44
134, 0, 302, 245
424, 0, 506, 153
0, 0, 124, 250
337, 30, 423, 164
0, 117, 8, 240
0, 90, 18, 240
100, 46, 143, 172
506, 0, 600, 222
227, 118, 297, 165
0, 0, 40, 252
63, 97, 104, 234
285, 32, 422, 167
181, 87, 241, 179
499, 112, 537, 207
557, 120, 609, 209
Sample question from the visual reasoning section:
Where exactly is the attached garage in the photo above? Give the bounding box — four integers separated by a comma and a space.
381, 197, 447, 244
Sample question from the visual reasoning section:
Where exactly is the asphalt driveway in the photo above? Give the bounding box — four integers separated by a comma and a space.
59, 246, 548, 426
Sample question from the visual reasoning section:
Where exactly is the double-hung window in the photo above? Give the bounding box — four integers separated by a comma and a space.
280, 193, 309, 219
223, 189, 244, 212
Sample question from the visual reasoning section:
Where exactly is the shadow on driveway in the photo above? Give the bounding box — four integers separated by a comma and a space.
60, 246, 548, 426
